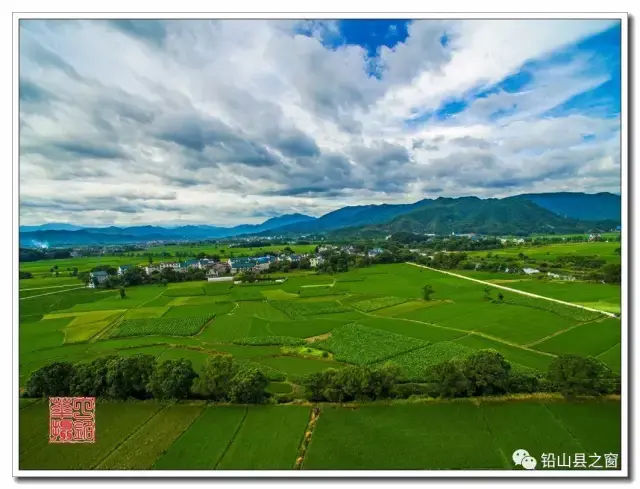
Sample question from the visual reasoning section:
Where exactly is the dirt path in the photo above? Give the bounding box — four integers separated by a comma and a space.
19, 286, 85, 300
406, 262, 617, 318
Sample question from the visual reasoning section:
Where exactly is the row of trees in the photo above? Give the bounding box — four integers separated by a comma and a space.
80, 265, 210, 289
25, 350, 620, 403
24, 354, 269, 403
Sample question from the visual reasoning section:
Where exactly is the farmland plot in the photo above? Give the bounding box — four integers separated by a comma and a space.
357, 316, 466, 343
454, 334, 555, 371
111, 315, 214, 338
216, 406, 310, 469
153, 406, 247, 469
254, 356, 345, 375
378, 342, 474, 381
304, 403, 504, 469
352, 296, 411, 312
533, 319, 621, 357
315, 324, 427, 365
97, 403, 205, 470
20, 402, 163, 470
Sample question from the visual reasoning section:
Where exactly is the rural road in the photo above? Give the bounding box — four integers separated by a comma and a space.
406, 262, 618, 318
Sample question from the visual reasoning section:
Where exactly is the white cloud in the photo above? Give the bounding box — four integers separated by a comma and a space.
19, 19, 620, 226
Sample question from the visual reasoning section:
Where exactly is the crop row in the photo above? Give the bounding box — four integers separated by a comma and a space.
232, 336, 307, 346
314, 323, 428, 365
111, 315, 214, 338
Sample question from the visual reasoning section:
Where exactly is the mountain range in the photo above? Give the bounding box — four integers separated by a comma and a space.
19, 192, 621, 247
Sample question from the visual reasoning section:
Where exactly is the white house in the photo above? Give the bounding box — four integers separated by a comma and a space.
523, 268, 540, 275
117, 265, 132, 276
368, 248, 384, 258
87, 270, 109, 288
310, 256, 325, 268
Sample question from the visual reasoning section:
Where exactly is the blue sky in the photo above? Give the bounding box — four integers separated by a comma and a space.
19, 18, 621, 226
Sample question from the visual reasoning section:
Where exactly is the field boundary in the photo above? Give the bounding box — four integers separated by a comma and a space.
214, 406, 248, 469
406, 263, 617, 318
92, 403, 168, 469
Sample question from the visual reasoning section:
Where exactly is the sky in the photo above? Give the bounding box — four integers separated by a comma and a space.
19, 18, 622, 227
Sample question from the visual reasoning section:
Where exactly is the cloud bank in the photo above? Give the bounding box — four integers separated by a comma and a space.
19, 18, 621, 226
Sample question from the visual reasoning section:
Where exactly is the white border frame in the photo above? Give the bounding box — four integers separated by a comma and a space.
12, 11, 628, 478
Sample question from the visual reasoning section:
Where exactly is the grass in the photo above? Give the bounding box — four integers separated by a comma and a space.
378, 342, 474, 381
480, 402, 585, 469
254, 356, 345, 375
267, 318, 345, 338
454, 334, 555, 371
163, 303, 234, 318
533, 319, 622, 357
152, 406, 247, 469
111, 315, 214, 338
304, 403, 504, 469
352, 296, 411, 312
357, 316, 466, 343
97, 403, 205, 469
20, 401, 163, 470
157, 347, 212, 372
163, 287, 205, 297
315, 324, 428, 365
265, 382, 293, 394
545, 401, 621, 456
597, 343, 622, 373
216, 406, 310, 469
124, 307, 170, 319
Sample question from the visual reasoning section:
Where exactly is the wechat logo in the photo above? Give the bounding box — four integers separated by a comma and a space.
513, 449, 537, 470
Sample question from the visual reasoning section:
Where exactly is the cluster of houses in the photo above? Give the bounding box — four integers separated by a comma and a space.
86, 247, 388, 287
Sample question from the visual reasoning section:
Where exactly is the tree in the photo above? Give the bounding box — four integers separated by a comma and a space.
196, 355, 237, 401
602, 263, 621, 284
104, 355, 156, 399
228, 367, 268, 404
483, 286, 492, 301
424, 361, 471, 398
148, 254, 153, 265
461, 350, 511, 396
25, 362, 76, 397
422, 284, 434, 301
19, 271, 33, 279
497, 292, 504, 302
147, 359, 198, 400
547, 355, 618, 399
119, 286, 126, 299
69, 356, 116, 397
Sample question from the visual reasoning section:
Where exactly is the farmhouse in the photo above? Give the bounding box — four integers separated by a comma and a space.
228, 258, 258, 274
117, 265, 132, 276
522, 267, 540, 275
368, 248, 384, 258
255, 256, 277, 271
87, 270, 109, 288
287, 254, 301, 263
310, 256, 325, 268
208, 262, 230, 277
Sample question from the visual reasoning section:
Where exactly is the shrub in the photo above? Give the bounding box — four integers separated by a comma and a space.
69, 356, 117, 397
424, 360, 471, 398
104, 355, 156, 399
390, 382, 431, 399
547, 354, 618, 398
228, 368, 268, 404
146, 359, 198, 400
507, 365, 542, 394
461, 350, 511, 396
195, 354, 237, 401
25, 362, 76, 397
301, 364, 403, 402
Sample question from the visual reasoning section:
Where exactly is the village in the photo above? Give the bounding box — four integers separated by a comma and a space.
86, 246, 387, 287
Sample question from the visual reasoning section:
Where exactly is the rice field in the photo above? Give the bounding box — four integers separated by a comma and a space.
18, 262, 623, 470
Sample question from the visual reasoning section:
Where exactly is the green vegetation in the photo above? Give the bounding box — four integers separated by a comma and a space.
352, 296, 410, 312
315, 324, 427, 365
111, 315, 214, 337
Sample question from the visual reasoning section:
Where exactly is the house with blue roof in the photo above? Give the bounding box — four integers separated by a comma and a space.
228, 257, 258, 274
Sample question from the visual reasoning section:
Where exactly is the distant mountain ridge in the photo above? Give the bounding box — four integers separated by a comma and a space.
516, 192, 621, 221
329, 196, 619, 237
19, 192, 620, 246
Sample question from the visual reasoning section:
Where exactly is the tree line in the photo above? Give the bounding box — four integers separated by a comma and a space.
24, 349, 619, 403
